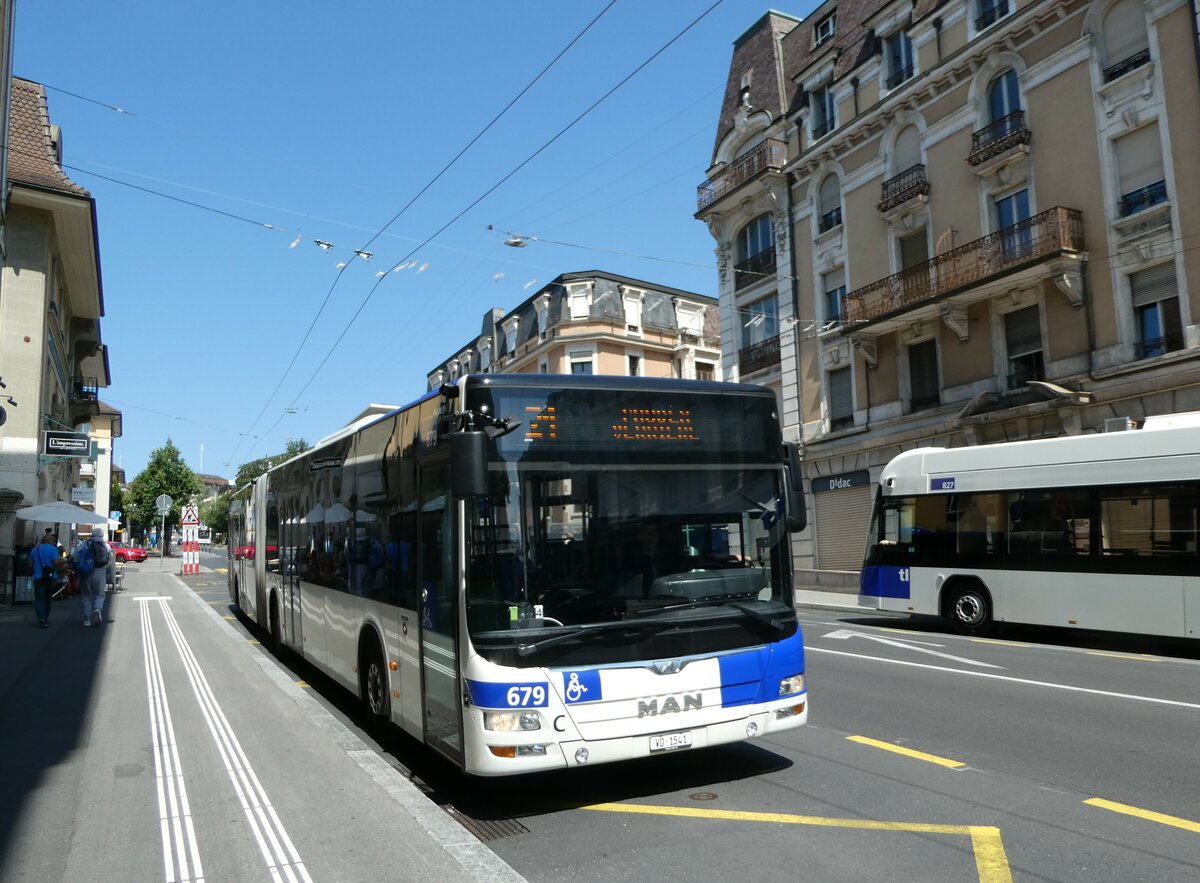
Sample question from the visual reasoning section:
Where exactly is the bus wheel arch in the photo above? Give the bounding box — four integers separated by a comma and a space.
230, 574, 240, 608
358, 626, 390, 721
941, 577, 994, 636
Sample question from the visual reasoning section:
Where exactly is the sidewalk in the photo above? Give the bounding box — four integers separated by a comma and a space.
794, 585, 876, 614
0, 563, 525, 883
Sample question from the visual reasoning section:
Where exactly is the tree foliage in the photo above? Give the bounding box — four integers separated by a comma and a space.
127, 439, 204, 534
200, 493, 231, 535
235, 438, 310, 487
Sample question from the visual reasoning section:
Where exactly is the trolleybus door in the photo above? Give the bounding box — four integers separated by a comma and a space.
418, 462, 462, 763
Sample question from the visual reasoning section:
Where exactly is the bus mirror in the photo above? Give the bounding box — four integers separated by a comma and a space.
783, 442, 807, 533
450, 431, 488, 498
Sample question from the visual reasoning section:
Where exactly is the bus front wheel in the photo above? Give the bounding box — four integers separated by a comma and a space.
361, 638, 390, 722
946, 581, 993, 636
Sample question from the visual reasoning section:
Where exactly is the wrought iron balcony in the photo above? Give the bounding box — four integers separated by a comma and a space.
812, 118, 835, 140
1135, 331, 1184, 360
697, 139, 787, 212
71, 376, 99, 403
967, 110, 1030, 166
734, 247, 776, 291
1118, 180, 1167, 217
976, 0, 1009, 30
910, 393, 941, 412
877, 164, 930, 213
841, 207, 1084, 328
1103, 48, 1150, 83
738, 334, 781, 375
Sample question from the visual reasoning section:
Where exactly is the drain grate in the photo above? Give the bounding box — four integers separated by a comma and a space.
445, 807, 530, 842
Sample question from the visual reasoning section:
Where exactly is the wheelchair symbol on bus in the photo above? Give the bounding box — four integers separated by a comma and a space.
565, 672, 588, 702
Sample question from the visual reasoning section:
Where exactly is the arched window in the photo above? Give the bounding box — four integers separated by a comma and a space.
1100, 0, 1150, 81
987, 69, 1021, 124
818, 175, 842, 232
734, 214, 774, 290
894, 125, 921, 174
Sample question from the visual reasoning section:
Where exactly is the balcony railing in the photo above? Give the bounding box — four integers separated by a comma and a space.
842, 207, 1084, 327
734, 247, 776, 291
738, 334, 781, 375
818, 207, 842, 233
1103, 48, 1150, 83
976, 0, 1009, 30
1118, 180, 1167, 217
1136, 331, 1184, 360
910, 393, 941, 412
967, 110, 1030, 166
71, 376, 99, 403
812, 118, 835, 140
697, 139, 787, 211
885, 64, 914, 90
877, 164, 930, 213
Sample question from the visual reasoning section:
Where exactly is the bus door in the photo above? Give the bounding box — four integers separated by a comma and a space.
281, 496, 302, 650
418, 461, 462, 764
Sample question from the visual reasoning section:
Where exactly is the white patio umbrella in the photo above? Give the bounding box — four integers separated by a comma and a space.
14, 500, 110, 526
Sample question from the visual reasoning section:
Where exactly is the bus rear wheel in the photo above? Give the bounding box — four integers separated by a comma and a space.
946, 581, 993, 636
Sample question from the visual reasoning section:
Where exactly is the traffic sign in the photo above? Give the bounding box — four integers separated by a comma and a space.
181, 504, 199, 526
155, 493, 173, 515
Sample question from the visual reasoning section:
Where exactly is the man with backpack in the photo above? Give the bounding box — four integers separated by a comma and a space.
72, 527, 111, 627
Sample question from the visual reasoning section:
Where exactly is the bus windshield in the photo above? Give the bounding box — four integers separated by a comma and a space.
464, 382, 795, 666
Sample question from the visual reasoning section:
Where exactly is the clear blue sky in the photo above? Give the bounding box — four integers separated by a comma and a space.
16, 0, 817, 483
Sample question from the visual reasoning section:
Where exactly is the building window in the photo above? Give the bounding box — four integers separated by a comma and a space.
734, 214, 775, 290
814, 14, 836, 46
988, 69, 1021, 125
505, 324, 517, 353
569, 287, 590, 320
677, 302, 704, 339
995, 188, 1032, 261
539, 359, 549, 374
885, 32, 914, 89
1115, 124, 1167, 217
976, 0, 1010, 31
627, 353, 641, 376
822, 268, 846, 324
908, 339, 940, 411
1131, 264, 1183, 359
623, 292, 643, 334
817, 175, 842, 232
1101, 0, 1150, 82
1004, 306, 1044, 389
536, 305, 548, 339
811, 86, 836, 140
741, 295, 779, 349
480, 343, 492, 372
570, 351, 594, 374
696, 362, 715, 382
828, 367, 853, 430
898, 228, 929, 271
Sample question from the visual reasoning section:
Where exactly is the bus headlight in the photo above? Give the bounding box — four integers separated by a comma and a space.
484, 711, 542, 732
778, 674, 805, 696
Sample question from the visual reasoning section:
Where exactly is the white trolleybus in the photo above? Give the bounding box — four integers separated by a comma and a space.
229, 374, 809, 775
858, 414, 1200, 639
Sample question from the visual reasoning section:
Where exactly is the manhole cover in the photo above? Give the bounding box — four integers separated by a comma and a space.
446, 807, 530, 842
690, 792, 718, 801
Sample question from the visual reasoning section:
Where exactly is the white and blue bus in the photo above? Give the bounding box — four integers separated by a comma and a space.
229, 374, 809, 775
859, 414, 1200, 639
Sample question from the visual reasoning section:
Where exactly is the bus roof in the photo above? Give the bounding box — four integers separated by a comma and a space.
881, 424, 1200, 495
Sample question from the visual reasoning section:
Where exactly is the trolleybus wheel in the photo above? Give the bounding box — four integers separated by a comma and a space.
361, 640, 390, 721
946, 580, 993, 636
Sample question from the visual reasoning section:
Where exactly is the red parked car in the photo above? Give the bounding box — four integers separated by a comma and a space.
110, 543, 148, 564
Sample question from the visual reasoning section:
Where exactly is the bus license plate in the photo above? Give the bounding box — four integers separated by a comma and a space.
649, 731, 692, 753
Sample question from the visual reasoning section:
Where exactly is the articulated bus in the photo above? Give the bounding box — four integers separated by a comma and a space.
859, 414, 1200, 639
229, 374, 809, 775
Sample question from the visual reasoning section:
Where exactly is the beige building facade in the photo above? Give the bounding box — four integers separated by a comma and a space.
699, 1, 1200, 578
428, 271, 720, 387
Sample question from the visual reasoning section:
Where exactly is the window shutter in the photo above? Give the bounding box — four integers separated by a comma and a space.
819, 175, 841, 215
1116, 124, 1163, 195
822, 267, 845, 293
1004, 306, 1041, 356
895, 125, 921, 172
829, 367, 853, 419
1130, 263, 1177, 308
1102, 0, 1149, 66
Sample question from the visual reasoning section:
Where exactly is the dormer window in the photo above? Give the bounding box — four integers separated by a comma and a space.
814, 13, 836, 46
811, 85, 836, 140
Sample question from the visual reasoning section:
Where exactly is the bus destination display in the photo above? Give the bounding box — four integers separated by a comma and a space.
524, 405, 701, 444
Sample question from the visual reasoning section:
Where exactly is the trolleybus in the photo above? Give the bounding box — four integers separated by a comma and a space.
229, 374, 809, 775
858, 414, 1200, 639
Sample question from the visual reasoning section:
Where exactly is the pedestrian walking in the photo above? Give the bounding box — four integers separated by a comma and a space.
28, 532, 60, 628
72, 528, 111, 627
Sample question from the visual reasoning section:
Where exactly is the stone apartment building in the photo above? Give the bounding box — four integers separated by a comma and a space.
698, 0, 1200, 576
427, 271, 720, 386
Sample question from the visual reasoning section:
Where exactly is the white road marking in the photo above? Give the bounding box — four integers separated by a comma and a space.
153, 599, 313, 883
140, 600, 205, 882
809, 646, 1200, 710
822, 629, 1002, 669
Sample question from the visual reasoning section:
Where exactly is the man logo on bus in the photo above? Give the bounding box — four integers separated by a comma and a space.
638, 693, 702, 717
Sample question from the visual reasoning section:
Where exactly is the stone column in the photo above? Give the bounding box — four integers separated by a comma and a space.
0, 488, 26, 606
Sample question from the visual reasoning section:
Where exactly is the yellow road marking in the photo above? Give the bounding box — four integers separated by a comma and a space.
581, 803, 1010, 883
207, 601, 227, 606
296, 681, 310, 689
248, 639, 260, 645
971, 638, 1031, 647
847, 735, 966, 769
223, 615, 236, 620
1085, 798, 1200, 833
1086, 651, 1161, 663
214, 567, 228, 573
